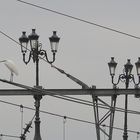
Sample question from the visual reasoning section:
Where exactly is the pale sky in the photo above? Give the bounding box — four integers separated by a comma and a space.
0, 0, 140, 140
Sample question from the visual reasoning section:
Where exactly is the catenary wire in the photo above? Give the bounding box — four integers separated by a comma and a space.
0, 76, 139, 116
0, 134, 20, 139
17, 0, 140, 40
1, 77, 138, 116
58, 95, 140, 115
0, 76, 140, 116
0, 1, 139, 137
0, 30, 21, 45
0, 2, 140, 135
46, 94, 140, 115
0, 99, 139, 134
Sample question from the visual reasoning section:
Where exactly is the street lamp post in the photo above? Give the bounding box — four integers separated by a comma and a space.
19, 29, 60, 140
108, 57, 140, 140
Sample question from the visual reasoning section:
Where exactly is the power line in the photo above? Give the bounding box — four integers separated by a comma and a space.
0, 134, 20, 139
0, 99, 139, 134
17, 0, 140, 40
1, 77, 140, 116
0, 78, 139, 116
0, 30, 20, 45
56, 95, 140, 115
0, 1, 139, 137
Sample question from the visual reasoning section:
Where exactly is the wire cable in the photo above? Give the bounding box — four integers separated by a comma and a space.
0, 30, 21, 45
0, 99, 139, 134
58, 95, 140, 115
47, 94, 140, 116
0, 134, 20, 139
0, 77, 140, 116
17, 0, 140, 40
0, 1, 139, 136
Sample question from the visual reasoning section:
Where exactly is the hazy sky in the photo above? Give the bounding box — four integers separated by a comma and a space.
0, 0, 140, 140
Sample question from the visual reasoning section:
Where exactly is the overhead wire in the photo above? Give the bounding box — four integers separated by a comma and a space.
0, 76, 140, 114
0, 134, 20, 139
1, 76, 140, 116
17, 0, 140, 40
0, 99, 139, 134
53, 94, 140, 115
0, 76, 140, 116
1, 77, 140, 116
0, 1, 140, 136
56, 94, 140, 115
0, 30, 20, 45
0, 2, 139, 140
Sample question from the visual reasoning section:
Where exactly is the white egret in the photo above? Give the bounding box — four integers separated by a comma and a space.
0, 60, 19, 82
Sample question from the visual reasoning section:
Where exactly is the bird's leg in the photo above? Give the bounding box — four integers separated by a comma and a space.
10, 72, 14, 82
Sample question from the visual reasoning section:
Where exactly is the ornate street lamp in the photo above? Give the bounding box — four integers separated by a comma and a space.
19, 29, 60, 140
19, 29, 60, 65
108, 57, 140, 140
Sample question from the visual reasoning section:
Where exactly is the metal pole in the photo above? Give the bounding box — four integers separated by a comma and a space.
123, 94, 128, 140
36, 48, 39, 87
33, 95, 42, 140
123, 75, 129, 140
33, 45, 42, 140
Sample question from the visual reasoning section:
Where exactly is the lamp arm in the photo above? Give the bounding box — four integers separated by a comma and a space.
39, 49, 55, 64
131, 74, 140, 87
111, 74, 125, 87
23, 51, 32, 65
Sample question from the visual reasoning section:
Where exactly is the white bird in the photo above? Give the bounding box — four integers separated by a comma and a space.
0, 60, 19, 82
